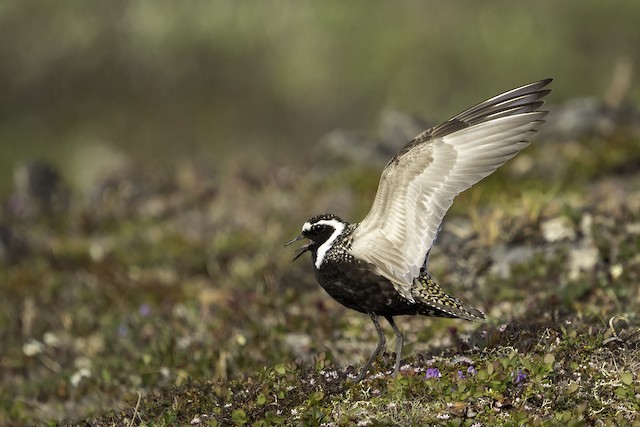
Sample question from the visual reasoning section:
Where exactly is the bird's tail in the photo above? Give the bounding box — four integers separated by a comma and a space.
412, 274, 485, 321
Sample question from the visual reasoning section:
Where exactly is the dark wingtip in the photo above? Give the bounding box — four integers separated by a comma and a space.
533, 77, 553, 86
532, 78, 553, 92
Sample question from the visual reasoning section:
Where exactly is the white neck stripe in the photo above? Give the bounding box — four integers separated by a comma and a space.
314, 219, 346, 268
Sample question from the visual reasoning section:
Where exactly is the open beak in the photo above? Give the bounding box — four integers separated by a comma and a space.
285, 234, 311, 261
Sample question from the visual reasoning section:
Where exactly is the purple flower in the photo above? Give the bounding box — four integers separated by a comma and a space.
458, 366, 476, 379
514, 369, 527, 384
425, 368, 441, 379
118, 324, 128, 338
139, 303, 151, 317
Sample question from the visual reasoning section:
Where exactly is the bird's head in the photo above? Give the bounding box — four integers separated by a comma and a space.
285, 213, 346, 261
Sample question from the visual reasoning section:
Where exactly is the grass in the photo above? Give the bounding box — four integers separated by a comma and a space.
2, 4, 640, 424
80, 319, 640, 426
1, 112, 640, 425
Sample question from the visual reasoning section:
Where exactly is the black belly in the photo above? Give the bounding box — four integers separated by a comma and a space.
314, 262, 419, 316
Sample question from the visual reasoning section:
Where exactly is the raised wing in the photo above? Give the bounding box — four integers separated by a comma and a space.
349, 79, 552, 300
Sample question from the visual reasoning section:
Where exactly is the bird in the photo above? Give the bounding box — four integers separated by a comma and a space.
286, 79, 552, 382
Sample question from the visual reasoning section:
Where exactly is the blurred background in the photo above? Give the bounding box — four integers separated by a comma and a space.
2, 1, 640, 424
1, 0, 638, 195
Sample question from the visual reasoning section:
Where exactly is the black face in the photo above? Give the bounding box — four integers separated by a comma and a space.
285, 213, 345, 261
302, 222, 336, 245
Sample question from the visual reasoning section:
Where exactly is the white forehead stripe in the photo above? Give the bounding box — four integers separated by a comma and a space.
302, 222, 312, 232
314, 219, 346, 268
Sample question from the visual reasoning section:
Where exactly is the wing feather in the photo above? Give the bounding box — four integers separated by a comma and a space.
350, 79, 551, 300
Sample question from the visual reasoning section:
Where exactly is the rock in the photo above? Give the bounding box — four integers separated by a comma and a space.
541, 217, 576, 242
490, 244, 538, 279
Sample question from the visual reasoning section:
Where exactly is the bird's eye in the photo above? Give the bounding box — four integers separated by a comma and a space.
311, 224, 324, 232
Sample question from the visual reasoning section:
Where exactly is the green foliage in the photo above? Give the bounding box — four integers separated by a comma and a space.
1, 136, 639, 425
1, 11, 640, 420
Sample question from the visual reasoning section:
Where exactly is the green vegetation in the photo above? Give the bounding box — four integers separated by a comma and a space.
1, 124, 640, 425
1, 2, 640, 425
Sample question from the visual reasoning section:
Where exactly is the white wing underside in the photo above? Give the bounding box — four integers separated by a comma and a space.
349, 80, 551, 301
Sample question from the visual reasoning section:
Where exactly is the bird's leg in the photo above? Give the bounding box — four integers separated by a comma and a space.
385, 316, 404, 377
356, 313, 386, 382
